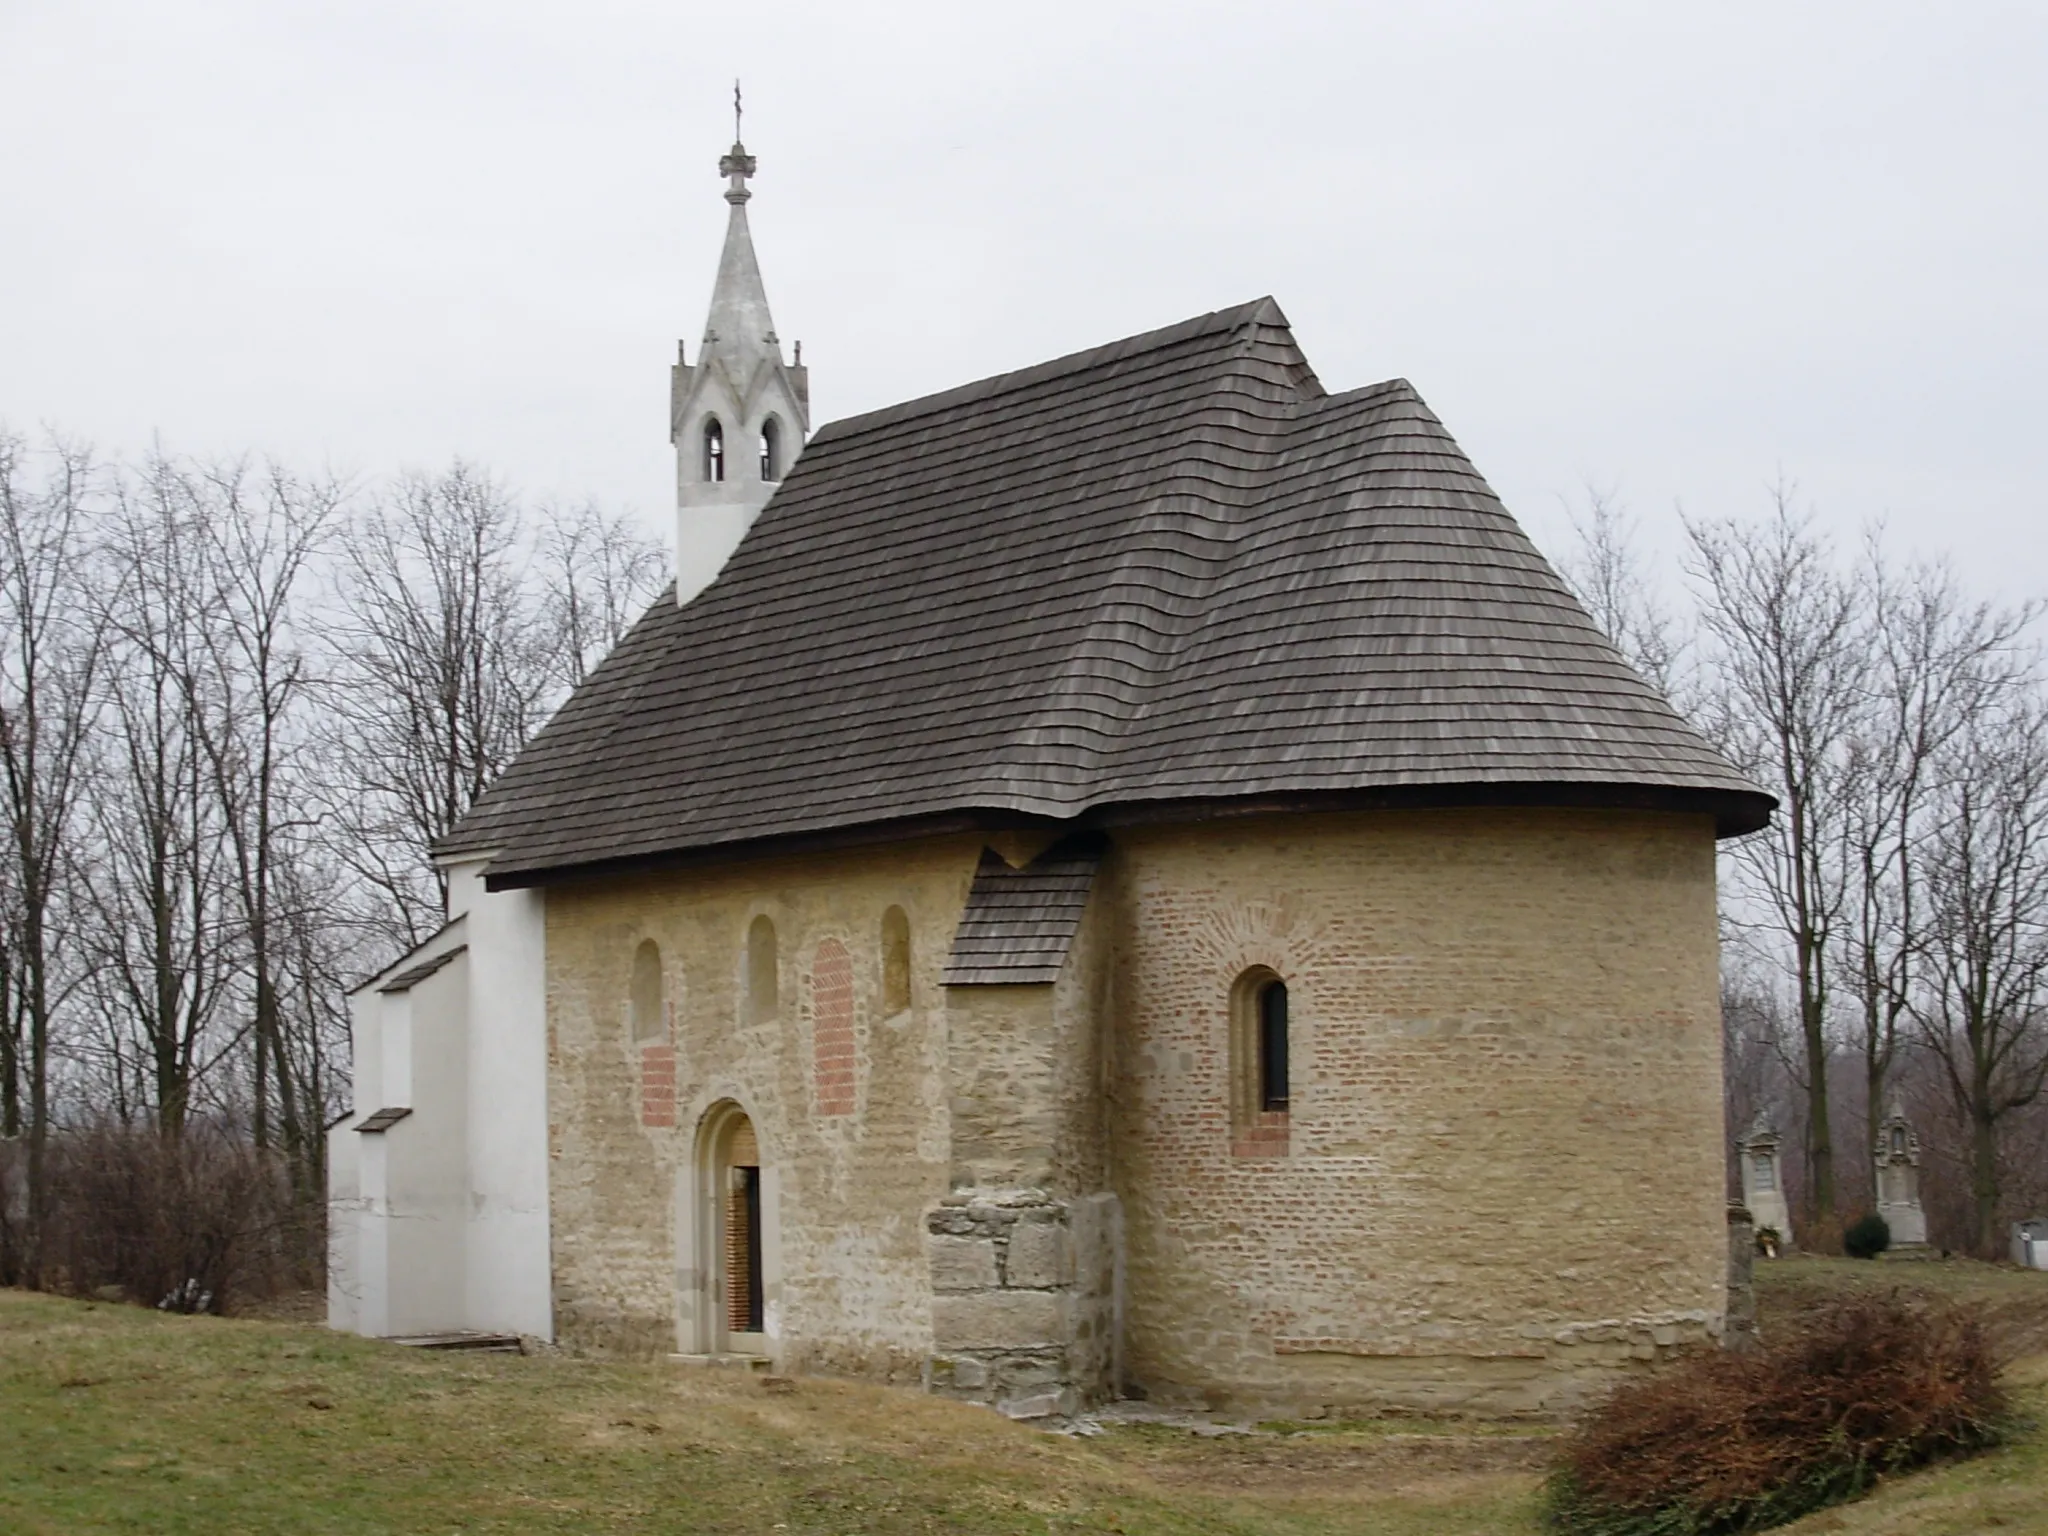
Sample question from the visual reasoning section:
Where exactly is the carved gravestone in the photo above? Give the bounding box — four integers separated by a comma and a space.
1873, 1101, 1928, 1249
1740, 1116, 1793, 1253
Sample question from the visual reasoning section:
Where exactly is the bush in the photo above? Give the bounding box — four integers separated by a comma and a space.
38, 1121, 316, 1313
1801, 1210, 1845, 1257
1541, 1295, 2009, 1535
1844, 1212, 1892, 1260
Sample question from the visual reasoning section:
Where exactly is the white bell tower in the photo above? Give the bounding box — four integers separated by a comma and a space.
670, 96, 810, 606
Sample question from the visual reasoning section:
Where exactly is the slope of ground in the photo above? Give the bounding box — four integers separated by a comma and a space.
0, 1290, 1536, 1535
1759, 1255, 2048, 1535
3, 1257, 2044, 1535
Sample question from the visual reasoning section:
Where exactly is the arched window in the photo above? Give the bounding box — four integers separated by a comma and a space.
759, 417, 782, 482
1257, 979, 1289, 1111
880, 905, 911, 1016
745, 915, 778, 1024
703, 418, 725, 483
1229, 967, 1290, 1157
630, 938, 665, 1042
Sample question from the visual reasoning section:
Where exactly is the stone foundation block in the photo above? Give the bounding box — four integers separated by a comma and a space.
929, 1354, 989, 1390
929, 1235, 999, 1292
998, 1392, 1067, 1420
1004, 1219, 1072, 1288
932, 1290, 1063, 1350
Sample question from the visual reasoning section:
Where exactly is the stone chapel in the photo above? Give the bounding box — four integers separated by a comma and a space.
326, 132, 1774, 1418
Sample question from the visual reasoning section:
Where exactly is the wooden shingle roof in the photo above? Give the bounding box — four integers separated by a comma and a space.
451, 298, 1769, 886
942, 839, 1104, 987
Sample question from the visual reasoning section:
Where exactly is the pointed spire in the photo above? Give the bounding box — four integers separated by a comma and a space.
700, 103, 778, 370
670, 97, 809, 607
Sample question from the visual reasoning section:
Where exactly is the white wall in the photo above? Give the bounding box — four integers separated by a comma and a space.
328, 914, 472, 1338
325, 1117, 363, 1333
327, 857, 552, 1342
447, 858, 554, 1339
382, 960, 471, 1334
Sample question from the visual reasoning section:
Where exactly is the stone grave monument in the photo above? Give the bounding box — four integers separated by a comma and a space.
1740, 1115, 1793, 1254
1873, 1101, 1928, 1250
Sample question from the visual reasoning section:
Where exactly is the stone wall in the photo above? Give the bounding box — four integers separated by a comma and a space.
925, 1190, 1119, 1418
925, 855, 1123, 1414
544, 837, 978, 1373
1105, 807, 1727, 1416
543, 803, 1729, 1420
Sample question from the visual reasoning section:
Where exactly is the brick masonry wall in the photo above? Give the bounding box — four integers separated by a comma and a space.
543, 803, 1726, 1419
1105, 807, 1727, 1416
544, 838, 978, 1374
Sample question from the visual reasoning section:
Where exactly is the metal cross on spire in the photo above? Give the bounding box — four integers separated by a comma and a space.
719, 79, 756, 203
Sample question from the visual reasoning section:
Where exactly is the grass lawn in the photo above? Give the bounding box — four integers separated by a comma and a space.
2, 1257, 2045, 1535
0, 1290, 1536, 1535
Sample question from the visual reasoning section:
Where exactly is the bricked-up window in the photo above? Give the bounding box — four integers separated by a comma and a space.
1230, 966, 1290, 1157
703, 417, 725, 482
746, 915, 778, 1024
630, 939, 665, 1042
1257, 979, 1290, 1111
880, 905, 911, 1016
759, 416, 782, 481
812, 938, 855, 1115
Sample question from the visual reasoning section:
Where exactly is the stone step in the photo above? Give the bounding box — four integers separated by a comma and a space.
386, 1331, 524, 1353
668, 1352, 774, 1372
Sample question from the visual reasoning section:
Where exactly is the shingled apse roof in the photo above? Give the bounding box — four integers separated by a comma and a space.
452, 299, 1770, 887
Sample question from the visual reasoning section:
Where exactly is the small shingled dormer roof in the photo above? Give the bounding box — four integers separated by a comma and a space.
448, 298, 1771, 885
378, 945, 466, 994
943, 837, 1104, 987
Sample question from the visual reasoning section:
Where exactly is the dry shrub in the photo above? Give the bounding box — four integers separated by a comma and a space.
1798, 1210, 1845, 1257
1542, 1294, 2010, 1535
39, 1121, 315, 1314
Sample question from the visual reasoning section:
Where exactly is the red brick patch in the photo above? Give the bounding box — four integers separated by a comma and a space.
640, 1043, 676, 1128
1231, 1110, 1289, 1159
814, 938, 855, 1115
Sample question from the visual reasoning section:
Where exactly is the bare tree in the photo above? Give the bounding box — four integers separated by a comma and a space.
1913, 692, 2048, 1255
1836, 546, 2039, 1205
535, 498, 667, 690
80, 452, 230, 1136
325, 467, 664, 951
1558, 486, 1686, 701
325, 465, 558, 945
0, 431, 108, 1279
1688, 492, 1868, 1221
183, 459, 337, 1193
0, 425, 662, 1291
1720, 963, 1798, 1197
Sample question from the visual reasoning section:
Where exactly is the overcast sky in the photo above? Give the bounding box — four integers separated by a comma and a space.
3, 1, 2043, 597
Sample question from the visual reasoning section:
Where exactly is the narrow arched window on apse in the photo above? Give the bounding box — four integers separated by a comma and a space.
703, 418, 726, 483
759, 417, 782, 482
746, 915, 778, 1024
880, 906, 911, 1016
630, 939, 666, 1042
1229, 966, 1291, 1157
1257, 978, 1290, 1111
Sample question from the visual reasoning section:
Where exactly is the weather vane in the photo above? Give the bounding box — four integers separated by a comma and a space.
734, 79, 743, 144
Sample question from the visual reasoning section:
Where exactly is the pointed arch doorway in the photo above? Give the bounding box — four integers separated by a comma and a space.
685, 1101, 772, 1356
